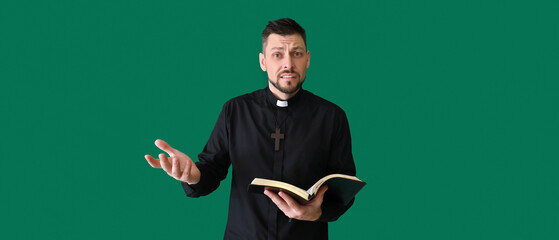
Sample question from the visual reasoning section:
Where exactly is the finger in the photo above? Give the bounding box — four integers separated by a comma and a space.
155, 139, 176, 157
145, 155, 162, 168
278, 191, 301, 209
180, 158, 192, 180
264, 190, 288, 210
171, 157, 181, 179
159, 153, 172, 173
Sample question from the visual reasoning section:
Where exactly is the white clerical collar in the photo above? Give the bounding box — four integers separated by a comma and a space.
276, 100, 288, 107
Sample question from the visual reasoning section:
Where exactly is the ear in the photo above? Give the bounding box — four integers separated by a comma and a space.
259, 52, 267, 71
306, 50, 310, 69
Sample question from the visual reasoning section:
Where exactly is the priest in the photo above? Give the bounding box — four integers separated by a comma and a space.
145, 18, 357, 240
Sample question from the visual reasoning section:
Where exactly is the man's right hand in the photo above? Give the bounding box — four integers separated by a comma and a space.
145, 139, 201, 185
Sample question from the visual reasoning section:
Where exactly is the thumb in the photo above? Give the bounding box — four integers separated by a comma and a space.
155, 139, 176, 156
313, 185, 329, 204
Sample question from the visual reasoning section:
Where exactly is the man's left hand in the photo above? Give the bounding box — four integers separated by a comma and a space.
264, 185, 328, 221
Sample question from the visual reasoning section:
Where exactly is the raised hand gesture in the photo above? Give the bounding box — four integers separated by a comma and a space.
145, 139, 201, 185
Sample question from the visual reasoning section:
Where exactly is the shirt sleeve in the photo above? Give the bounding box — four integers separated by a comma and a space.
182, 102, 232, 197
317, 107, 357, 222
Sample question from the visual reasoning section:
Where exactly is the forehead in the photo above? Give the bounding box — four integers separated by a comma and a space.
265, 34, 306, 52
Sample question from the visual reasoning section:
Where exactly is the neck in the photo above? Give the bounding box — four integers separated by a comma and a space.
268, 82, 300, 100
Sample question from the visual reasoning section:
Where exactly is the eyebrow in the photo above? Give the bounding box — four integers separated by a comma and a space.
270, 46, 306, 51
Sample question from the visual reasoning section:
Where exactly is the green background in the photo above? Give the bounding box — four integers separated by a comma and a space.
1, 0, 557, 239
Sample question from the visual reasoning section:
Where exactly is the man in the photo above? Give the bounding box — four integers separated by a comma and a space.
145, 18, 357, 239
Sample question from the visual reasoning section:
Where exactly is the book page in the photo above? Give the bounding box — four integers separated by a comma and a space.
251, 178, 309, 199
307, 174, 362, 196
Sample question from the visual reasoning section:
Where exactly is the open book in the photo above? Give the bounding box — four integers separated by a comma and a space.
247, 174, 366, 205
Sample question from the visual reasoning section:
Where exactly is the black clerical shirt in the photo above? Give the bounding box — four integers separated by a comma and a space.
182, 87, 356, 240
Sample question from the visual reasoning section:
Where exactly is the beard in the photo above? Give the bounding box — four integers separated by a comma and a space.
269, 72, 305, 94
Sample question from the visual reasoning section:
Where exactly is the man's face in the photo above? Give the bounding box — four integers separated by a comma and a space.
259, 34, 310, 96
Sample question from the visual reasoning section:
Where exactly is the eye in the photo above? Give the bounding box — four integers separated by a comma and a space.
294, 52, 303, 57
273, 53, 282, 58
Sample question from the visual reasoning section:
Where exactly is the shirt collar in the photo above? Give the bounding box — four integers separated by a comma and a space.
265, 87, 304, 108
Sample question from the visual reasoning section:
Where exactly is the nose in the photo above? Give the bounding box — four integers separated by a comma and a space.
282, 55, 293, 70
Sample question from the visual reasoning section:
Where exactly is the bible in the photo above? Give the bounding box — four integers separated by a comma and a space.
247, 174, 366, 205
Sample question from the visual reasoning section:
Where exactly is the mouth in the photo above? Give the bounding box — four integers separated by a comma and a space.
280, 73, 298, 80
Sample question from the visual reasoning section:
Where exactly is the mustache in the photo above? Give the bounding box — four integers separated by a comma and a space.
277, 71, 300, 78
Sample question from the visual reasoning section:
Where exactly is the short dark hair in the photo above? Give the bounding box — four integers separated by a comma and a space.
262, 18, 307, 52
